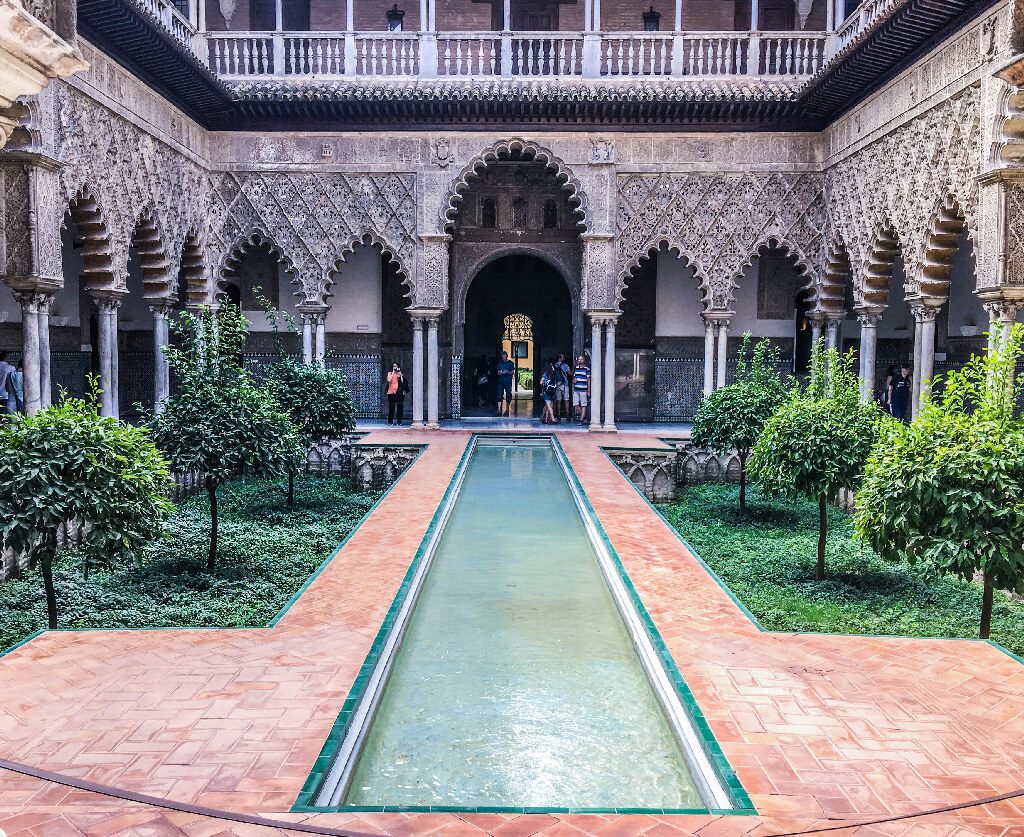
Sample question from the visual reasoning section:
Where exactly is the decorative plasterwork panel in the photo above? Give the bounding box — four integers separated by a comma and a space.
52, 82, 209, 295
616, 172, 826, 309
825, 86, 982, 297
209, 170, 417, 303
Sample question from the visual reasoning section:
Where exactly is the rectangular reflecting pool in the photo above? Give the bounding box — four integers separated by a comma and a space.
308, 436, 745, 812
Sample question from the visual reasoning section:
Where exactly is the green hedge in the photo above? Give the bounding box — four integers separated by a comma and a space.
0, 476, 376, 653
658, 484, 1024, 657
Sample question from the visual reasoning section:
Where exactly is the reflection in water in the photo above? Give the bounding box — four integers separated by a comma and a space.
345, 443, 702, 809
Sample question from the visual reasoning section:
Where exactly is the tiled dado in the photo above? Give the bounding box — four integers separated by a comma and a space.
0, 429, 1023, 837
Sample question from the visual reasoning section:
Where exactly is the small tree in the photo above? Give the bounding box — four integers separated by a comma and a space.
691, 334, 790, 514
267, 359, 357, 504
855, 325, 1024, 638
748, 346, 881, 580
148, 304, 302, 570
0, 390, 173, 627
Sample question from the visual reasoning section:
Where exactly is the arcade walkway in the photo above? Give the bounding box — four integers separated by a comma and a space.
0, 431, 1022, 836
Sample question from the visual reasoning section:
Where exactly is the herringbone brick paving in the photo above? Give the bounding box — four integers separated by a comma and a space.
0, 431, 1022, 836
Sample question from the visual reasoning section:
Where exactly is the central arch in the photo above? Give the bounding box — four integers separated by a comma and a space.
462, 254, 574, 417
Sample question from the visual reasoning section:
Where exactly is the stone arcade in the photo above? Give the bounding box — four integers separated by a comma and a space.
2, 0, 1024, 428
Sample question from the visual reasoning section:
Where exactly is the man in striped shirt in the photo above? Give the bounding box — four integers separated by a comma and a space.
572, 354, 590, 424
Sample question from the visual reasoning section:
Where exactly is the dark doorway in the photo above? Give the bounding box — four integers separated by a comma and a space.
463, 255, 572, 417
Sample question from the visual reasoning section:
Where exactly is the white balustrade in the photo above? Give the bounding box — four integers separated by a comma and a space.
285, 35, 347, 74
354, 33, 419, 76
132, 0, 196, 50
208, 34, 276, 76
438, 34, 501, 76
834, 0, 904, 53
600, 34, 674, 76
510, 33, 583, 76
204, 29, 826, 81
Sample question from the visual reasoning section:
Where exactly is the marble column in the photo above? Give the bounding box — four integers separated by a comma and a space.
915, 305, 938, 414
589, 316, 603, 432
426, 316, 440, 428
17, 294, 41, 415
96, 298, 121, 418
825, 317, 841, 353
856, 312, 880, 403
37, 295, 52, 409
603, 317, 617, 432
302, 315, 313, 364
314, 315, 327, 364
702, 316, 716, 397
809, 317, 823, 351
715, 319, 730, 389
411, 317, 424, 427
151, 303, 171, 413
983, 300, 1022, 351
910, 308, 924, 415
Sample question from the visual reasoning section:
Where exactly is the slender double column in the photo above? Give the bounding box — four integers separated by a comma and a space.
983, 298, 1023, 350
302, 315, 313, 364
603, 316, 617, 432
715, 318, 730, 390
426, 315, 440, 428
151, 303, 173, 413
589, 316, 603, 431
856, 311, 881, 403
16, 293, 42, 415
910, 302, 939, 417
702, 317, 715, 396
411, 317, 425, 428
825, 317, 842, 353
314, 314, 327, 363
94, 296, 122, 418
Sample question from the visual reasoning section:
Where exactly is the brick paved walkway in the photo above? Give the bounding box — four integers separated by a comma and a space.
1, 431, 1022, 836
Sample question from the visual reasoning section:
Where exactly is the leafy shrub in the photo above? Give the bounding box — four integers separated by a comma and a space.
0, 476, 375, 652
659, 484, 1024, 655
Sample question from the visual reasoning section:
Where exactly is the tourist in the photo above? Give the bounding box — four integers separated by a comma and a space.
881, 363, 896, 411
888, 364, 912, 423
556, 353, 571, 418
540, 359, 559, 424
11, 360, 24, 414
474, 353, 490, 407
572, 354, 590, 424
0, 351, 15, 415
496, 350, 515, 417
385, 362, 408, 426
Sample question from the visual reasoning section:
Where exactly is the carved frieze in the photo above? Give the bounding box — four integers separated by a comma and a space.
616, 172, 826, 309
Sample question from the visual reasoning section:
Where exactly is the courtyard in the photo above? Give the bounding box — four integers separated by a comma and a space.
0, 428, 1022, 835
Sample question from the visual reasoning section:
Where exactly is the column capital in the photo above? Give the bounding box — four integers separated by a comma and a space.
13, 289, 55, 310
585, 310, 620, 324
148, 299, 175, 317
702, 310, 734, 323
856, 311, 881, 327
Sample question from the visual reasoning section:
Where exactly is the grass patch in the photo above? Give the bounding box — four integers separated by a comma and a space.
0, 476, 376, 652
658, 483, 1024, 657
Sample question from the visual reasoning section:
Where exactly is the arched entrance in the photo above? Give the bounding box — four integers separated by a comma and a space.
463, 254, 573, 416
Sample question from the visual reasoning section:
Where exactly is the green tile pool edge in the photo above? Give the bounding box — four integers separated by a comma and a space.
0, 443, 427, 660
291, 435, 479, 812
292, 434, 757, 816
600, 446, 1024, 669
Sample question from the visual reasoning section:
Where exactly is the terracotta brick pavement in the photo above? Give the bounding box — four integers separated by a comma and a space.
0, 430, 1022, 836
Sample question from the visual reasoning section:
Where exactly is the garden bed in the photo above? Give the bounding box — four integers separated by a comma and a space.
658, 484, 1024, 657
0, 476, 376, 653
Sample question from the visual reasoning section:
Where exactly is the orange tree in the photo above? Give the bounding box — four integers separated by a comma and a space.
0, 391, 172, 627
749, 346, 881, 580
856, 325, 1024, 638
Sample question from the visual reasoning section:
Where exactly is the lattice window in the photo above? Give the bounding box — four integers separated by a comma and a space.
512, 198, 527, 229
543, 199, 558, 229
481, 198, 497, 229
503, 312, 533, 342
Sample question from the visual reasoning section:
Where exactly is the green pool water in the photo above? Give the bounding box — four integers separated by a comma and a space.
344, 440, 703, 809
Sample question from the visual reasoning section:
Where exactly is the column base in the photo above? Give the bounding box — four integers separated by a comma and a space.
425, 422, 441, 430
600, 423, 617, 432
411, 420, 425, 428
